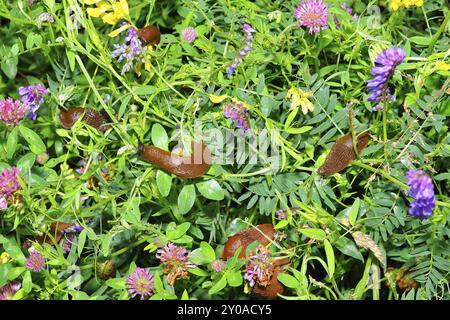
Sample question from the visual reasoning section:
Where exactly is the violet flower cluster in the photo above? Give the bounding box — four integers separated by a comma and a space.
0, 167, 22, 210
244, 245, 275, 288
19, 84, 49, 120
111, 25, 146, 74
223, 100, 251, 134
367, 47, 406, 111
227, 23, 256, 78
405, 170, 436, 219
333, 3, 358, 29
294, 0, 329, 34
181, 26, 197, 43
126, 267, 155, 300
156, 242, 196, 286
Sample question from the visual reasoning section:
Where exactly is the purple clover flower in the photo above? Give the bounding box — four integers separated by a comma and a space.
111, 26, 146, 75
181, 26, 197, 43
367, 47, 406, 111
0, 167, 22, 208
18, 84, 48, 120
25, 250, 46, 272
406, 170, 436, 219
294, 0, 329, 34
126, 267, 155, 300
156, 242, 196, 286
244, 245, 274, 288
223, 100, 251, 134
0, 98, 28, 125
227, 23, 256, 78
0, 282, 21, 300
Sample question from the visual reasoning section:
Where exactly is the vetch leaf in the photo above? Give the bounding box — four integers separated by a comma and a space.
324, 239, 335, 277
19, 125, 46, 155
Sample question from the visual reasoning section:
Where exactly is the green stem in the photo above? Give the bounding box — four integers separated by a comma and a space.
110, 238, 147, 257
382, 104, 388, 159
426, 11, 450, 56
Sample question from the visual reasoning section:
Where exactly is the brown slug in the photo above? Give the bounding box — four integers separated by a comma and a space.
139, 141, 211, 179
23, 222, 72, 249
59, 107, 111, 132
317, 132, 370, 176
221, 224, 275, 260
137, 25, 161, 46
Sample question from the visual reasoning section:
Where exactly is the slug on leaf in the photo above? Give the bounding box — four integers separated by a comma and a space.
221, 224, 275, 260
138, 141, 211, 179
59, 107, 112, 132
137, 25, 161, 46
317, 132, 370, 176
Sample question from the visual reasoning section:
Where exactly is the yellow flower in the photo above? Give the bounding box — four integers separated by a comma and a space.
83, 0, 129, 25
390, 0, 423, 10
0, 252, 10, 264
436, 61, 450, 71
209, 94, 229, 104
286, 88, 314, 114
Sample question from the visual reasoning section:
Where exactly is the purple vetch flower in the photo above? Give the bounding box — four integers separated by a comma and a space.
0, 167, 22, 201
406, 170, 436, 219
211, 260, 225, 272
36, 12, 54, 28
223, 100, 251, 134
181, 26, 197, 43
0, 98, 28, 125
243, 245, 275, 288
367, 47, 406, 111
0, 282, 21, 300
111, 26, 146, 75
18, 84, 48, 120
294, 0, 329, 34
103, 94, 111, 104
25, 250, 46, 272
61, 234, 75, 253
126, 267, 155, 300
156, 242, 196, 286
227, 23, 256, 78
275, 208, 299, 220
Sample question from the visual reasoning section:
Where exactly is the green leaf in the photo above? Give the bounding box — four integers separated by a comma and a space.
17, 153, 36, 171
335, 237, 364, 262
77, 229, 87, 257
324, 239, 335, 277
299, 228, 326, 240
208, 275, 227, 295
348, 198, 360, 226
196, 179, 224, 201
181, 289, 189, 300
156, 170, 172, 197
22, 271, 32, 293
178, 185, 196, 215
188, 267, 208, 277
200, 241, 216, 261
151, 123, 168, 150
409, 36, 431, 46
1, 56, 18, 79
105, 278, 126, 290
226, 270, 243, 287
19, 125, 46, 155
125, 197, 141, 224
277, 273, 299, 289
6, 126, 18, 159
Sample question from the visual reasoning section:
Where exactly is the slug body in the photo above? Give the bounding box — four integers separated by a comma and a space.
317, 132, 370, 176
60, 107, 111, 132
137, 25, 161, 46
139, 141, 211, 179
221, 223, 275, 259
